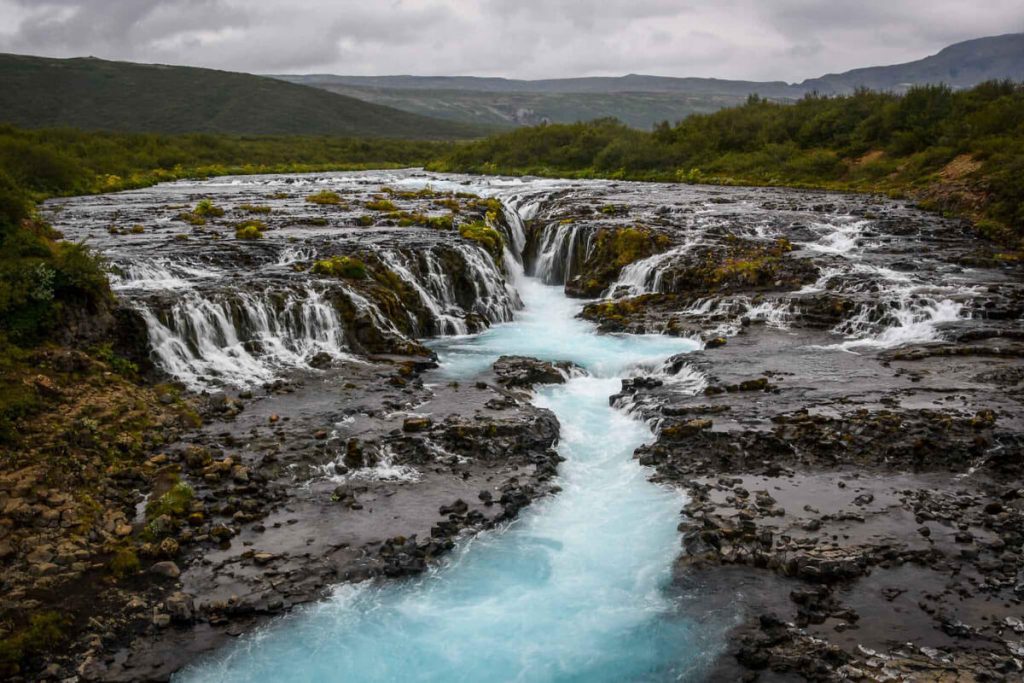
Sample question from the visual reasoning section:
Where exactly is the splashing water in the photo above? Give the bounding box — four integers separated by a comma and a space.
175, 276, 718, 683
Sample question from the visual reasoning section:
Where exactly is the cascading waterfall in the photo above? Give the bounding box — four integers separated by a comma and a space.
532, 221, 596, 284
832, 294, 964, 350
110, 258, 220, 291
140, 287, 350, 390
377, 249, 470, 336
453, 242, 522, 321
608, 237, 700, 298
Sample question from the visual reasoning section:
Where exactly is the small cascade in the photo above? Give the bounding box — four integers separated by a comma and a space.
832, 295, 964, 350
139, 287, 350, 389
453, 243, 522, 321
607, 238, 699, 298
110, 259, 220, 292
674, 295, 796, 336
377, 249, 469, 336
276, 246, 316, 266
531, 222, 595, 284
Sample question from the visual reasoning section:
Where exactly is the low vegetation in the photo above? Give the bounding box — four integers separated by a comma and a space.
459, 221, 504, 263
306, 190, 342, 205
311, 255, 368, 279
432, 81, 1024, 250
234, 219, 267, 239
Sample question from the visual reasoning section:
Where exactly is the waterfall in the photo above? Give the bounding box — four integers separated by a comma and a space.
139, 287, 351, 390
110, 258, 220, 292
532, 222, 594, 284
377, 249, 469, 336
832, 295, 964, 350
453, 243, 522, 321
607, 238, 699, 298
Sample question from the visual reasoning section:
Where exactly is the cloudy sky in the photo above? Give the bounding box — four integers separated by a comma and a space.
0, 0, 1020, 81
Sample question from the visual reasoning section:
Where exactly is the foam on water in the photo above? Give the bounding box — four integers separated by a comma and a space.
175, 276, 715, 683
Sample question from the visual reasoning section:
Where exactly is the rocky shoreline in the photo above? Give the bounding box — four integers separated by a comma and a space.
2, 170, 1021, 681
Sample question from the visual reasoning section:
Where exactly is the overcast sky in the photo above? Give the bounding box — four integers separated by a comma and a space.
0, 1, 1021, 81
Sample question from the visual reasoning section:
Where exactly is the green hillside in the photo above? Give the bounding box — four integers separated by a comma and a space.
0, 53, 490, 139
278, 34, 1024, 130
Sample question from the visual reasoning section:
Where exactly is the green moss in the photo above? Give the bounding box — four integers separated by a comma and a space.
311, 255, 367, 279
129, 224, 145, 234
234, 219, 266, 240
176, 211, 206, 226
306, 190, 342, 205
238, 203, 272, 214
193, 199, 224, 217
433, 197, 461, 212
365, 198, 398, 212
146, 481, 194, 519
356, 214, 374, 226
382, 186, 438, 199
427, 214, 454, 230
459, 221, 504, 262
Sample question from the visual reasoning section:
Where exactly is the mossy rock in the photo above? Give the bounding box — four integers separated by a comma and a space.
306, 190, 342, 205
459, 221, 504, 263
311, 256, 367, 279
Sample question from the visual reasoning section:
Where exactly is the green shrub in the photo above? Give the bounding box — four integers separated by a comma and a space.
193, 199, 224, 217
109, 547, 141, 577
146, 481, 194, 519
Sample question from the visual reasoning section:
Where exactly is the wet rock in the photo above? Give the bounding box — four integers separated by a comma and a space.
492, 355, 580, 388
165, 592, 195, 623
403, 417, 433, 433
149, 561, 181, 579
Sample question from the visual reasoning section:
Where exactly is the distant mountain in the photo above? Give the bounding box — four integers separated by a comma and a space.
799, 33, 1024, 94
275, 33, 1024, 129
0, 53, 491, 139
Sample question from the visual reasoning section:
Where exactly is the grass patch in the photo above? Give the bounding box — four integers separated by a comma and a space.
306, 190, 342, 205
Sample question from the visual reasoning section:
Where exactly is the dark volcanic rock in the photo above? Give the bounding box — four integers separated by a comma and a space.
492, 355, 582, 388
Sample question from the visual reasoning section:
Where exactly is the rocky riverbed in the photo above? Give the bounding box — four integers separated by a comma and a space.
1, 169, 1020, 681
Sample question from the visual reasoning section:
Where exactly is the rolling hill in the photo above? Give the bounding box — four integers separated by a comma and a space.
0, 53, 491, 139
276, 33, 1024, 129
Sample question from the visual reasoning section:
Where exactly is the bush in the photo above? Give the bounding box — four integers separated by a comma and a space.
193, 199, 224, 217
109, 547, 141, 578
146, 481, 194, 519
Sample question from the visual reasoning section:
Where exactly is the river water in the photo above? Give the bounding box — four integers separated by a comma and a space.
176, 275, 713, 682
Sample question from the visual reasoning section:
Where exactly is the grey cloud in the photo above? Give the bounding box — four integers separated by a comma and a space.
0, 0, 1019, 80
